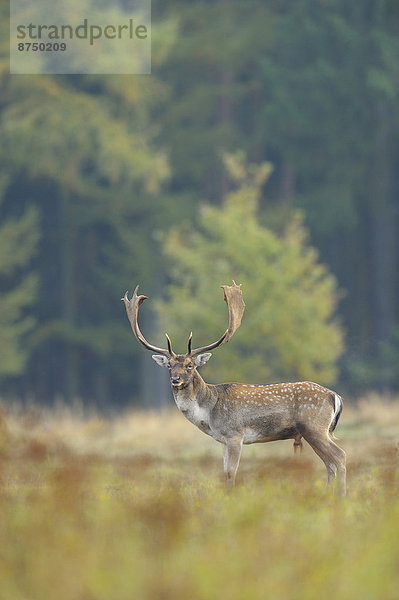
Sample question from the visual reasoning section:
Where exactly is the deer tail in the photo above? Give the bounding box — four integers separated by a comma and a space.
329, 393, 343, 437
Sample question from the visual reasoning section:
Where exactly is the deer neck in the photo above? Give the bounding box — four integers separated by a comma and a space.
172, 370, 215, 409
172, 370, 216, 434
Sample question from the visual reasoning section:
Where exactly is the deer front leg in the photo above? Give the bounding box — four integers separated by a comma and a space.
222, 443, 228, 473
223, 436, 243, 489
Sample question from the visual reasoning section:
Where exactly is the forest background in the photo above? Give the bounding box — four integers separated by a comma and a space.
1, 0, 399, 408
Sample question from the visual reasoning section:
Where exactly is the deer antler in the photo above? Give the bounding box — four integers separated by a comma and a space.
122, 285, 173, 356
189, 281, 245, 356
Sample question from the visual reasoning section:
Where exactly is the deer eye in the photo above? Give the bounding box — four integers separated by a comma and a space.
187, 364, 194, 370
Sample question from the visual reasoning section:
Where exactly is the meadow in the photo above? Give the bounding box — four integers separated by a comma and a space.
0, 396, 398, 600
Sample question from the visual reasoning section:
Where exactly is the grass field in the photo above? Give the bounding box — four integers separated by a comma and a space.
0, 397, 398, 600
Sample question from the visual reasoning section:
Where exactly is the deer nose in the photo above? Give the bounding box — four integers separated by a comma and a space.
171, 376, 181, 384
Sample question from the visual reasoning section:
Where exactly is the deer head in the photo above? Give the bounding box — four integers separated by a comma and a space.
121, 281, 245, 390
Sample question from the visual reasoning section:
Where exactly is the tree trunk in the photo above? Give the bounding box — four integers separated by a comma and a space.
218, 0, 233, 203
60, 190, 78, 403
370, 100, 397, 390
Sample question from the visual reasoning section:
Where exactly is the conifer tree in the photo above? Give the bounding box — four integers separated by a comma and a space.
0, 192, 38, 377
156, 155, 344, 385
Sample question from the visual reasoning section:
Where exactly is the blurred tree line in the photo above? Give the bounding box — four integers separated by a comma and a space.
0, 0, 398, 406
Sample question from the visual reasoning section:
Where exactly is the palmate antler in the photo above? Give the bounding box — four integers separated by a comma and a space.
122, 281, 245, 356
188, 281, 245, 355
122, 285, 173, 356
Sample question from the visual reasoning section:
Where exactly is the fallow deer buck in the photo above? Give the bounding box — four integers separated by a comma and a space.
122, 282, 346, 495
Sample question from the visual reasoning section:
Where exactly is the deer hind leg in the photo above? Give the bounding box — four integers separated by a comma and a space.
297, 427, 346, 496
334, 441, 346, 496
293, 433, 303, 454
223, 437, 243, 489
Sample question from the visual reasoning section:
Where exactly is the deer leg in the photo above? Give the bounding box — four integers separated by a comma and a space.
224, 437, 243, 489
332, 441, 346, 497
306, 437, 336, 485
297, 427, 346, 496
326, 439, 346, 496
293, 433, 303, 454
322, 437, 346, 496
222, 443, 228, 472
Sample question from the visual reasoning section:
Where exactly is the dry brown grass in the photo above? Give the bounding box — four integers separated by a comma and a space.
3, 396, 398, 466
0, 397, 398, 600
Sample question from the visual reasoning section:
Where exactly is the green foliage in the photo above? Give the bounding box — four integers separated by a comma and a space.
156, 0, 399, 392
259, 0, 399, 230
157, 0, 274, 196
0, 205, 38, 376
0, 0, 172, 401
0, 0, 398, 400
156, 156, 343, 385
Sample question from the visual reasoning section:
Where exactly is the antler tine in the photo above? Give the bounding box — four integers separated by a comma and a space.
165, 333, 174, 355
190, 281, 245, 356
121, 285, 171, 356
187, 332, 193, 354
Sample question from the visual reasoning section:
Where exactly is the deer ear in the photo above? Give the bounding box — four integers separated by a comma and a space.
152, 355, 169, 368
194, 353, 212, 367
